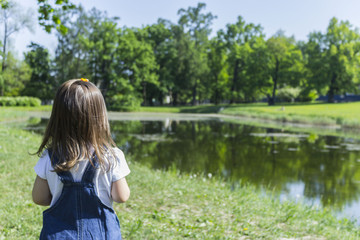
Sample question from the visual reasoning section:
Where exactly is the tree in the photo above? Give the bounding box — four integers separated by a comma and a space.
83, 12, 120, 98
110, 27, 158, 107
0, 0, 33, 95
0, 0, 76, 35
37, 0, 75, 34
177, 2, 216, 105
53, 5, 92, 84
138, 20, 174, 105
22, 43, 54, 100
220, 16, 264, 103
53, 7, 158, 109
305, 17, 360, 103
265, 32, 304, 105
1, 52, 31, 96
207, 33, 229, 104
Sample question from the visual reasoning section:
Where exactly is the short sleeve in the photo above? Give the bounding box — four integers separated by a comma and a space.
34, 149, 49, 179
112, 148, 130, 182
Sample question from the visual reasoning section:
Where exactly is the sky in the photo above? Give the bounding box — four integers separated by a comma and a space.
10, 0, 360, 58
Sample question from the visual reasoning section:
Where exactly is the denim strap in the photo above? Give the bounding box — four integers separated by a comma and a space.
48, 149, 74, 183
81, 153, 98, 183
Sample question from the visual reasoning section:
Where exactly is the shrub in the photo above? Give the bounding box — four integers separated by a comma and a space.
276, 87, 301, 102
0, 96, 41, 107
298, 89, 319, 102
108, 94, 142, 111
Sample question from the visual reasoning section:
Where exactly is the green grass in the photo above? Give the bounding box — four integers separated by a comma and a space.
140, 102, 360, 128
0, 106, 51, 123
4, 101, 360, 128
1, 111, 360, 239
220, 102, 360, 127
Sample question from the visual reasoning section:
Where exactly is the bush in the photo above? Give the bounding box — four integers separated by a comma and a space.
108, 94, 142, 111
276, 87, 301, 102
298, 89, 319, 102
0, 96, 41, 107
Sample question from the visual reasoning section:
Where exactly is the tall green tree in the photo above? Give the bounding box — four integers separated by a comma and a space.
220, 16, 264, 103
53, 5, 92, 84
85, 14, 120, 97
0, 0, 33, 95
266, 32, 304, 105
177, 2, 216, 105
1, 53, 31, 96
305, 17, 360, 103
207, 33, 229, 104
23, 43, 54, 100
135, 20, 173, 104
109, 27, 158, 107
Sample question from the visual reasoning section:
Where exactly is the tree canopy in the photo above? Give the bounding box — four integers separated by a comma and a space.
3, 3, 360, 107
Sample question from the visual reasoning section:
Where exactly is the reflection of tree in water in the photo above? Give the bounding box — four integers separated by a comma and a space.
29, 119, 360, 209
300, 136, 360, 208
25, 118, 48, 135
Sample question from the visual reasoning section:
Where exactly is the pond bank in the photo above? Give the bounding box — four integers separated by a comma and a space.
0, 109, 360, 238
139, 101, 360, 129
24, 109, 360, 140
2, 105, 359, 139
3, 101, 359, 130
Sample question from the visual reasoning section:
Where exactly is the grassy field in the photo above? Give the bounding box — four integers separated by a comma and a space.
1, 109, 360, 239
140, 102, 360, 128
221, 102, 360, 128
3, 101, 360, 128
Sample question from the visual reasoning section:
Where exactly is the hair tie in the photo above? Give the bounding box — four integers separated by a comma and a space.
80, 78, 89, 82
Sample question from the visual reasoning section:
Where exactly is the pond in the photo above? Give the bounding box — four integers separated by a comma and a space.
26, 114, 360, 221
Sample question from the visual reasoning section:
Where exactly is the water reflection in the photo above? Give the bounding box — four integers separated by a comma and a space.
110, 120, 360, 211
26, 118, 360, 215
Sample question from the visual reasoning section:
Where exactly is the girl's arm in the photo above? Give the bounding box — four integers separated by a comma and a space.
111, 178, 130, 203
32, 176, 52, 206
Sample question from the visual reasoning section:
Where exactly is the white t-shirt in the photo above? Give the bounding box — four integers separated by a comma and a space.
34, 148, 130, 209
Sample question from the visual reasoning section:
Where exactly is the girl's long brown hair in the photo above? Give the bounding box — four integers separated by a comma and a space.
36, 79, 115, 172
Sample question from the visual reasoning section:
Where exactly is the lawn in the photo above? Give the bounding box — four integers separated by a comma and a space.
0, 108, 360, 239
139, 102, 360, 128
3, 101, 360, 128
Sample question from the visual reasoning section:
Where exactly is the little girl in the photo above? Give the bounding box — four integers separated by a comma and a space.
32, 79, 130, 239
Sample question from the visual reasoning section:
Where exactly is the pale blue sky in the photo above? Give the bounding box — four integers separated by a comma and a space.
12, 0, 360, 57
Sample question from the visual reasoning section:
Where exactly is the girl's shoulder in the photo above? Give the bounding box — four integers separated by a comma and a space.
112, 147, 126, 160
103, 147, 125, 162
106, 147, 130, 181
98, 147, 127, 170
34, 149, 54, 179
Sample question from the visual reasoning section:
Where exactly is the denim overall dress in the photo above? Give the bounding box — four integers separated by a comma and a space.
40, 150, 122, 240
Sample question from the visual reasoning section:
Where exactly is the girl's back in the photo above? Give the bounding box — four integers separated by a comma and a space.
32, 79, 130, 240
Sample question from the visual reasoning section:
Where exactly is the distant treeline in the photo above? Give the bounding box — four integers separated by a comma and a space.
2, 3, 360, 109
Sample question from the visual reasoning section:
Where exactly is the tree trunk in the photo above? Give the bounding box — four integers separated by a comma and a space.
159, 91, 163, 105
269, 58, 279, 106
327, 72, 337, 103
99, 61, 110, 102
2, 19, 7, 73
1, 20, 7, 96
142, 81, 147, 106
214, 75, 219, 105
173, 92, 178, 106
230, 59, 239, 104
192, 80, 197, 105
